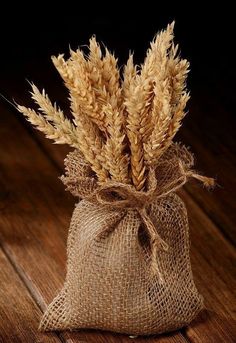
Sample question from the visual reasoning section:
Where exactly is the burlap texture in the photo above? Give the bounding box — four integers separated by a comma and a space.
39, 143, 208, 335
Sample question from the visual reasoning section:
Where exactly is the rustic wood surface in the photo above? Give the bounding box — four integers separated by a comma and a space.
0, 70, 235, 342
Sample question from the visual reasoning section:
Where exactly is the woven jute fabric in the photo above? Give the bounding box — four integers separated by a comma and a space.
39, 143, 206, 335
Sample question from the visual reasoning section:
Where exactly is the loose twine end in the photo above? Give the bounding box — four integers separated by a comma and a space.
190, 173, 215, 188
149, 237, 168, 281
138, 208, 169, 280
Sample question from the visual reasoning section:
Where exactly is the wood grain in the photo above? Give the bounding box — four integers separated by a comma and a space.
0, 248, 61, 343
185, 310, 236, 343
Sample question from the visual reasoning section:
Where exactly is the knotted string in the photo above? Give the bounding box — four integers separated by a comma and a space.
89, 163, 214, 280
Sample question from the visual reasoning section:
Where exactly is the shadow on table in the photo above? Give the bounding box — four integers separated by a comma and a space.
184, 309, 236, 343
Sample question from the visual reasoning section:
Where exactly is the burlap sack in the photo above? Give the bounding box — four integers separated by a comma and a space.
40, 143, 210, 335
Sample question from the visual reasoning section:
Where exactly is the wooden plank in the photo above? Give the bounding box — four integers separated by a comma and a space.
0, 248, 61, 343
0, 105, 189, 342
179, 190, 236, 342
185, 310, 236, 343
178, 92, 236, 246
62, 330, 186, 343
181, 190, 236, 314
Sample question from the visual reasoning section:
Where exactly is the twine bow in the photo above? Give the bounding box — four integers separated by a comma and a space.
91, 163, 214, 280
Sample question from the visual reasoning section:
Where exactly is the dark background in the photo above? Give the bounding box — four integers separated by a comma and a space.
0, 5, 234, 102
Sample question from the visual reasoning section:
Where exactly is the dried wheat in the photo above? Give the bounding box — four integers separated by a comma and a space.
18, 23, 190, 188
103, 103, 129, 183
52, 53, 105, 131
17, 105, 79, 147
30, 83, 78, 139
124, 22, 175, 188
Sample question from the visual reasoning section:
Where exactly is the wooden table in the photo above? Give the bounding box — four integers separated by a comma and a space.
0, 70, 235, 342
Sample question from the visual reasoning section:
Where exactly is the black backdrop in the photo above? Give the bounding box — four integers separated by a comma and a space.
0, 5, 234, 95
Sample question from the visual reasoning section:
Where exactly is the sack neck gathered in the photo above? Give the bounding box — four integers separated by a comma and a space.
62, 143, 214, 280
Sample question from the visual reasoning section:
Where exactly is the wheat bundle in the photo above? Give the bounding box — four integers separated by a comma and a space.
18, 22, 214, 336
18, 21, 191, 189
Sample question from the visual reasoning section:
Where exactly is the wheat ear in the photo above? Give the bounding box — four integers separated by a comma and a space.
87, 38, 127, 182
73, 110, 109, 182
122, 54, 137, 102
87, 38, 122, 112
151, 44, 190, 160
29, 83, 78, 140
123, 58, 148, 190
86, 37, 108, 108
143, 22, 188, 166
140, 21, 175, 144
125, 78, 150, 190
102, 48, 121, 107
103, 103, 129, 183
17, 105, 79, 147
52, 53, 106, 131
143, 78, 171, 166
124, 23, 175, 189
27, 63, 109, 181
56, 50, 110, 180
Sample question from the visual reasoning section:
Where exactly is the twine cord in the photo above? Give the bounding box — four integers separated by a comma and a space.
91, 161, 214, 278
